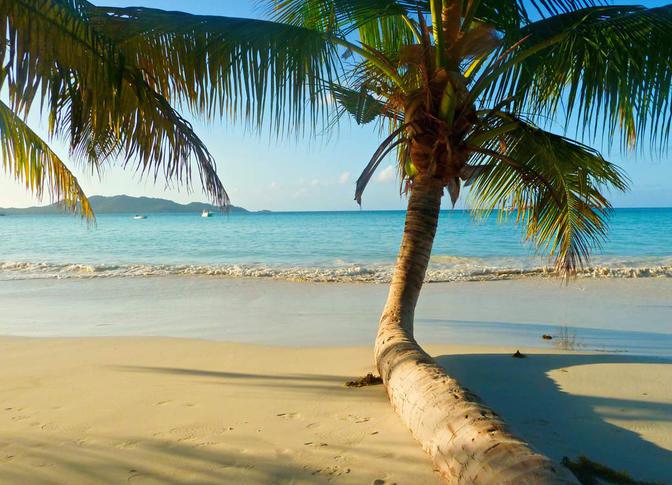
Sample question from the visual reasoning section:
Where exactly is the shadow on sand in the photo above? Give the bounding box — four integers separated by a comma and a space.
111, 366, 381, 400
0, 435, 353, 484
434, 352, 672, 483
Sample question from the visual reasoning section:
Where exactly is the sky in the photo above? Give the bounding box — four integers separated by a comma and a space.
1, 0, 670, 211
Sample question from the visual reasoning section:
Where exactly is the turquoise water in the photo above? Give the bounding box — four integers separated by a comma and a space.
1, 208, 671, 281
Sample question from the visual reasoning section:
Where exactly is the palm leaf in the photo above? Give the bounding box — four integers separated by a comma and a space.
474, 5, 672, 152
263, 0, 419, 54
0, 100, 93, 219
473, 0, 602, 32
354, 125, 407, 204
83, 4, 343, 134
466, 113, 629, 275
263, 0, 418, 32
331, 84, 402, 125
0, 0, 228, 207
266, 0, 600, 35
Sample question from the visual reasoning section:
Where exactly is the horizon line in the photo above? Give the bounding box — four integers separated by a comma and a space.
1, 194, 671, 213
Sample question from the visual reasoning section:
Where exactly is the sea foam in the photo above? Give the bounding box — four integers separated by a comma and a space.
1, 260, 671, 283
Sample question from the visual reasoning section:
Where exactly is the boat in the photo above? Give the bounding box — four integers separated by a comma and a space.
132, 215, 147, 220
201, 210, 213, 218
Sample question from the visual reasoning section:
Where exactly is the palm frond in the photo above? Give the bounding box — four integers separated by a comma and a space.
263, 0, 419, 35
84, 4, 343, 134
266, 0, 599, 37
0, 0, 228, 206
473, 0, 602, 33
466, 113, 629, 275
355, 125, 407, 204
331, 84, 402, 125
0, 100, 93, 219
262, 0, 421, 87
474, 5, 672, 152
470, 0, 527, 33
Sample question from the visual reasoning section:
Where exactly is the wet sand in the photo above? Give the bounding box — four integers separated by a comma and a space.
0, 277, 670, 355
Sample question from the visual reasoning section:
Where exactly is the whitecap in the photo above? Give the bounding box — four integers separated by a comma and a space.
1, 260, 671, 283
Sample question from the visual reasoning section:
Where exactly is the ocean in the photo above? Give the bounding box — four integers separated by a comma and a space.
1, 208, 671, 358
1, 208, 671, 282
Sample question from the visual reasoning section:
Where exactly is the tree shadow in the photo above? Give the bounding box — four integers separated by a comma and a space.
0, 435, 346, 484
433, 352, 672, 483
111, 366, 380, 400
0, 429, 440, 484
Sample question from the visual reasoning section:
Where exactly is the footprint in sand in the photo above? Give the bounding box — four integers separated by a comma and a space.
310, 465, 349, 478
127, 470, 147, 483
276, 412, 300, 419
346, 414, 371, 424
303, 442, 329, 448
38, 422, 60, 432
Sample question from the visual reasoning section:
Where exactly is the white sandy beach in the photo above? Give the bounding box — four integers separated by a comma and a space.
0, 277, 670, 483
0, 338, 670, 484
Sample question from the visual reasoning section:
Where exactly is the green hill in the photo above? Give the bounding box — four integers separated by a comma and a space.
0, 195, 254, 215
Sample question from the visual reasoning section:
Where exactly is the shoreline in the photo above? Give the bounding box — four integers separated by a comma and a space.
0, 337, 669, 483
0, 277, 670, 358
2, 259, 672, 283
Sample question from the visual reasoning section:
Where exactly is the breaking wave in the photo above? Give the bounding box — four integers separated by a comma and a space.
2, 260, 671, 283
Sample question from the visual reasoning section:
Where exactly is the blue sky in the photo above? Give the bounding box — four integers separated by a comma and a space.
1, 0, 670, 211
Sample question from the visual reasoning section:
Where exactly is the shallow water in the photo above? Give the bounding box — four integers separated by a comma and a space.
0, 277, 669, 359
1, 208, 671, 282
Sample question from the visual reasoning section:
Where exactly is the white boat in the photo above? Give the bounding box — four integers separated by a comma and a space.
133, 215, 147, 220
201, 210, 213, 218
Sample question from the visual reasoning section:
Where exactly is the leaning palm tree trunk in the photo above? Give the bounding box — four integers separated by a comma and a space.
375, 176, 578, 484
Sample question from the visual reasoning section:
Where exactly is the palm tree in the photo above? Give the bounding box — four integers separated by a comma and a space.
4, 0, 671, 482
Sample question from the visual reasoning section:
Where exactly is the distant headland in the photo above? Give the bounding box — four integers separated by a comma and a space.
0, 195, 264, 215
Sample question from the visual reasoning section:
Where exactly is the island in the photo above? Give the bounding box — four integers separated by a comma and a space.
0, 195, 260, 215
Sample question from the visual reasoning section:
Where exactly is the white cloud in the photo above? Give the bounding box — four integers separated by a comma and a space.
375, 165, 395, 183
338, 171, 351, 185
309, 178, 320, 187
269, 181, 279, 189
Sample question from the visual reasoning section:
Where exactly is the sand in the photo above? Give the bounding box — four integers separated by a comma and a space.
0, 276, 670, 483
0, 337, 441, 484
0, 337, 670, 484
